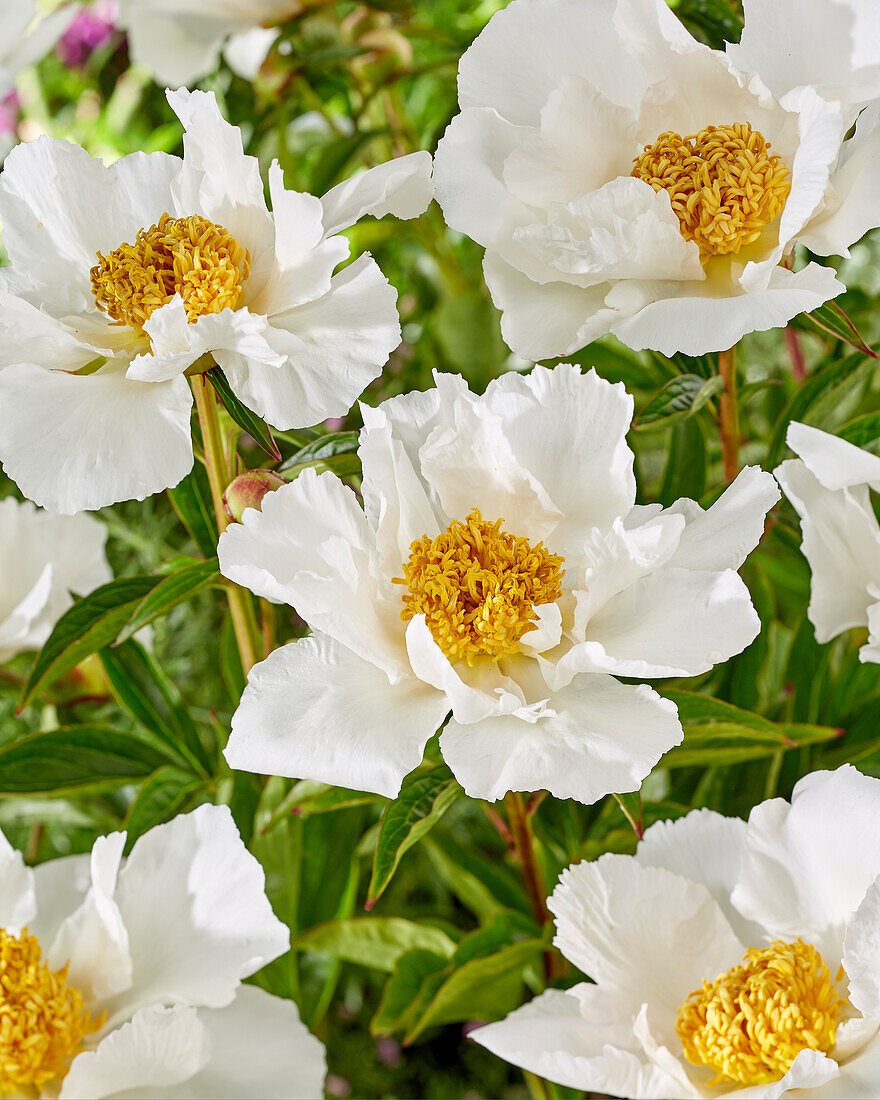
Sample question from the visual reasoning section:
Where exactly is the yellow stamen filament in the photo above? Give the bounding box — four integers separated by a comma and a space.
394, 508, 564, 665
0, 928, 103, 1088
676, 939, 840, 1087
631, 122, 790, 258
90, 212, 250, 333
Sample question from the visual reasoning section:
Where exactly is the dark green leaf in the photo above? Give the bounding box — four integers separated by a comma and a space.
659, 417, 707, 505
167, 466, 218, 558
367, 766, 461, 907
801, 300, 877, 358
116, 558, 220, 644
839, 412, 880, 451
123, 766, 206, 849
206, 366, 281, 460
20, 577, 156, 708
371, 949, 450, 1037
230, 770, 263, 846
635, 374, 722, 427
0, 727, 173, 794
293, 917, 456, 972
279, 431, 360, 472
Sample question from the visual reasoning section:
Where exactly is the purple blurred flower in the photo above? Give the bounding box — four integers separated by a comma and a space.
324, 416, 347, 431
376, 1037, 402, 1067
0, 90, 20, 135
57, 1, 117, 67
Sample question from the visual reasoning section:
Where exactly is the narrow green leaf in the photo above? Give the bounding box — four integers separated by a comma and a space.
98, 640, 211, 775
664, 691, 778, 734
206, 365, 281, 460
659, 417, 707, 505
20, 577, 156, 708
116, 558, 220, 644
839, 412, 880, 451
635, 374, 722, 427
801, 300, 877, 358
612, 791, 643, 838
167, 466, 218, 558
279, 431, 360, 472
293, 917, 457, 973
367, 766, 462, 907
0, 727, 173, 794
371, 949, 449, 1038
229, 770, 262, 847
123, 766, 205, 850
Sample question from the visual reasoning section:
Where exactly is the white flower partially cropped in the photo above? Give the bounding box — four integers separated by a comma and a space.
475, 765, 880, 1099
775, 421, 880, 664
116, 0, 291, 86
0, 497, 111, 663
432, 0, 880, 359
0, 87, 432, 514
219, 364, 778, 802
0, 803, 326, 1099
0, 1, 75, 99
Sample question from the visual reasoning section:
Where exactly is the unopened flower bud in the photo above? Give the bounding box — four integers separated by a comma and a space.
223, 470, 287, 523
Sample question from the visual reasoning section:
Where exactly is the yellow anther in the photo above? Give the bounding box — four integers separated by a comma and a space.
91, 212, 250, 332
676, 939, 840, 1087
631, 122, 790, 258
394, 508, 564, 665
0, 928, 103, 1089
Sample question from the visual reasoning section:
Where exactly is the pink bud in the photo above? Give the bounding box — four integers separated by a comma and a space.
223, 470, 286, 523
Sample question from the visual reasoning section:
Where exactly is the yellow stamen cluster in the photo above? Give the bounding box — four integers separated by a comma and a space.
0, 928, 102, 1089
631, 122, 791, 258
90, 213, 250, 333
676, 939, 840, 1087
394, 508, 564, 665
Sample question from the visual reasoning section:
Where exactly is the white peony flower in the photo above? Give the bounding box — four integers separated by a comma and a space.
218, 363, 778, 802
0, 1, 76, 98
116, 0, 292, 86
474, 765, 880, 1099
774, 421, 880, 664
0, 803, 326, 1099
0, 87, 432, 514
431, 0, 880, 359
0, 496, 111, 663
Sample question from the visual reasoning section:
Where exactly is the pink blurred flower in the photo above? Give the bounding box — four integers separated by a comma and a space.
0, 90, 20, 135
57, 1, 117, 66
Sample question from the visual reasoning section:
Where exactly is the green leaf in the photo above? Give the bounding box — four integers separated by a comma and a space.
206, 366, 281, 460
367, 765, 462, 907
433, 292, 506, 381
839, 412, 880, 451
116, 558, 220, 644
229, 770, 263, 847
635, 374, 722, 427
123, 766, 205, 849
672, 0, 743, 48
801, 300, 877, 359
20, 577, 156, 708
279, 431, 360, 473
167, 466, 218, 559
293, 917, 457, 973
0, 727, 173, 794
99, 640, 211, 775
371, 949, 450, 1037
659, 417, 707, 505
612, 791, 643, 838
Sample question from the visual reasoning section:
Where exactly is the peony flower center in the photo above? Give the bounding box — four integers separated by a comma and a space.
90, 213, 251, 333
631, 122, 790, 258
676, 939, 840, 1087
394, 508, 564, 665
0, 928, 103, 1088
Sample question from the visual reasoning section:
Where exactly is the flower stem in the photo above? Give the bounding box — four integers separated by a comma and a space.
504, 791, 551, 927
191, 374, 262, 676
785, 326, 806, 381
718, 346, 739, 483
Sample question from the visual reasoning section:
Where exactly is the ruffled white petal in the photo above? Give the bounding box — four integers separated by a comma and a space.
225, 634, 448, 799
440, 676, 682, 804
732, 766, 880, 970
101, 804, 289, 1021
0, 829, 35, 931
320, 151, 433, 237
842, 874, 880, 1020
775, 458, 880, 641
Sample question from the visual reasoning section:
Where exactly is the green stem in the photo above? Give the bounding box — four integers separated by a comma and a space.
505, 792, 551, 928
191, 374, 262, 676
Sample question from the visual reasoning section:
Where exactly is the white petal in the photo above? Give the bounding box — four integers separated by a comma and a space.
117, 3, 227, 85
809, 1032, 880, 1099
659, 466, 779, 572
223, 254, 400, 430
102, 804, 289, 1020
156, 986, 326, 1100
217, 470, 407, 679
786, 421, 880, 492
637, 810, 766, 947
0, 829, 35, 931
581, 567, 761, 678
224, 26, 279, 81
732, 766, 880, 971
225, 633, 448, 799
60, 1004, 210, 1100
457, 0, 642, 126
729, 1049, 840, 1099
29, 854, 92, 947
320, 151, 433, 237
483, 251, 625, 361
802, 104, 880, 257
549, 854, 743, 1048
611, 262, 845, 356
484, 364, 636, 558
48, 833, 132, 1002
0, 365, 194, 514
862, 592, 880, 665
472, 987, 685, 1097
775, 458, 880, 641
440, 676, 682, 804
843, 874, 880, 1020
